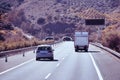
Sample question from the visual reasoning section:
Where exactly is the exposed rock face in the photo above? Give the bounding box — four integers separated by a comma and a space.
106, 0, 120, 8
1, 0, 120, 52
0, 0, 120, 39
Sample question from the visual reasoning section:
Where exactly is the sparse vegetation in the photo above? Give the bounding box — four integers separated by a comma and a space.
0, 1, 11, 15
43, 21, 75, 34
0, 34, 5, 41
102, 25, 120, 52
37, 18, 46, 25
0, 0, 120, 53
0, 39, 54, 51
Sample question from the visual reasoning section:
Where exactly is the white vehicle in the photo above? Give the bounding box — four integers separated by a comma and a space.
74, 32, 89, 52
36, 45, 54, 60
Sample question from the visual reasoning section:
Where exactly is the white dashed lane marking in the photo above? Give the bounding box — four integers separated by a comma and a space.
45, 73, 51, 79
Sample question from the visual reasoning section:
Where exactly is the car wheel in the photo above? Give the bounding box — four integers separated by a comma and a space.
85, 49, 88, 52
36, 58, 39, 61
50, 57, 54, 61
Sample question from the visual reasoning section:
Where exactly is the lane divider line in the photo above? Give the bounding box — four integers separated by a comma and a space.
56, 63, 60, 67
45, 73, 51, 79
45, 56, 67, 79
89, 53, 104, 80
62, 57, 65, 60
0, 58, 35, 75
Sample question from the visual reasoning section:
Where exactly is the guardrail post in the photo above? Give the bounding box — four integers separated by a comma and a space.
5, 54, 8, 62
53, 44, 54, 47
33, 50, 35, 53
23, 52, 25, 57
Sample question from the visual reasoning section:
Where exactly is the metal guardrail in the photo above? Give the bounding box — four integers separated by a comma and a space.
0, 40, 62, 62
0, 46, 36, 54
91, 43, 120, 59
0, 46, 37, 62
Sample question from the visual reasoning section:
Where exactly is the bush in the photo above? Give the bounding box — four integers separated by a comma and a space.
102, 25, 120, 52
0, 40, 54, 51
4, 23, 14, 30
37, 18, 46, 25
0, 34, 5, 41
0, 2, 11, 15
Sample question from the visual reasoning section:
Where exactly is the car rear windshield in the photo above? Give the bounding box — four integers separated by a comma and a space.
37, 46, 52, 51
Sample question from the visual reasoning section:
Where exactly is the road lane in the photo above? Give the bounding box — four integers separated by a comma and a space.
89, 45, 120, 80
0, 50, 35, 72
47, 52, 100, 80
0, 42, 65, 73
0, 42, 72, 80
0, 60, 58, 80
0, 41, 120, 80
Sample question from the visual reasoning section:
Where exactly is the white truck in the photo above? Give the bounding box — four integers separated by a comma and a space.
74, 32, 89, 52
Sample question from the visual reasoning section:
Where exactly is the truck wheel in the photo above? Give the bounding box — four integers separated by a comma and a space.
75, 49, 78, 52
85, 49, 88, 52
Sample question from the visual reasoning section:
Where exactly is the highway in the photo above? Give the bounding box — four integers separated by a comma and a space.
0, 41, 120, 80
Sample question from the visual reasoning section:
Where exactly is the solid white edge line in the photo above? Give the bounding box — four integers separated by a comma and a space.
89, 53, 104, 80
0, 58, 35, 75
45, 73, 51, 79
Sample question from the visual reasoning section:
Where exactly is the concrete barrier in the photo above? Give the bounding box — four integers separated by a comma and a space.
91, 43, 120, 59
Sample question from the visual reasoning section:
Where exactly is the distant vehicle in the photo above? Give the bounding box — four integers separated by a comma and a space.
74, 32, 89, 52
45, 36, 54, 41
62, 36, 73, 41
36, 45, 54, 60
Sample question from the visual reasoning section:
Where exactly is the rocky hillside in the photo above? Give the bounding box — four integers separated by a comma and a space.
0, 0, 37, 51
0, 0, 120, 52
1, 0, 120, 37
12, 0, 120, 37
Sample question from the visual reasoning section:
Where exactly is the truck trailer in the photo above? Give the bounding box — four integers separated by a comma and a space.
74, 32, 89, 52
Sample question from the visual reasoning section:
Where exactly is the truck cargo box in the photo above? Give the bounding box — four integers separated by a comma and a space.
74, 32, 89, 52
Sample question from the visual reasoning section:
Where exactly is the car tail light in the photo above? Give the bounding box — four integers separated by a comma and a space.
49, 50, 52, 53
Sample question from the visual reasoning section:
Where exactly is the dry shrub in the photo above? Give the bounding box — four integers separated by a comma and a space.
89, 32, 98, 42
0, 40, 54, 51
102, 25, 120, 52
0, 43, 5, 51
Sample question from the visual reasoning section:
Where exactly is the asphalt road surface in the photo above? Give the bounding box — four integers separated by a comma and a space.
0, 41, 120, 80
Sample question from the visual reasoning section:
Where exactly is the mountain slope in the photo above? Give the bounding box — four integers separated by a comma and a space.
78, 8, 105, 19
1, 0, 120, 39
